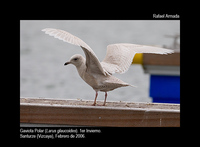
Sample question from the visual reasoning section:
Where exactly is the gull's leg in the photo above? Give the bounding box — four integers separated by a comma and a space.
92, 91, 98, 106
103, 92, 107, 106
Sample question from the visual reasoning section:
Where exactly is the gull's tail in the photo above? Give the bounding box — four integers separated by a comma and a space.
129, 84, 137, 88
125, 83, 137, 88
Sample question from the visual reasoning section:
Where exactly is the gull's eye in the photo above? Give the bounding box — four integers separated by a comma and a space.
74, 58, 78, 61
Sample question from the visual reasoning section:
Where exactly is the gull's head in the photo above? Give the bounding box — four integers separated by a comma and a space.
64, 54, 85, 67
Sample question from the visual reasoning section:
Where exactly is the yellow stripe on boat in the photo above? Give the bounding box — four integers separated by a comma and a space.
132, 53, 143, 64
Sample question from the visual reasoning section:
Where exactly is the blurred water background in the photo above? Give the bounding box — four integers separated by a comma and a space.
20, 20, 180, 102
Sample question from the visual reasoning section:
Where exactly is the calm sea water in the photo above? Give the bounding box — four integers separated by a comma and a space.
20, 20, 180, 102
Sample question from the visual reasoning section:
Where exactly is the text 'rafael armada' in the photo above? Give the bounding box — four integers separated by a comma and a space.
153, 14, 180, 18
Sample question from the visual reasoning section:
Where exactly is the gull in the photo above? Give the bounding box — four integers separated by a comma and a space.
42, 28, 174, 106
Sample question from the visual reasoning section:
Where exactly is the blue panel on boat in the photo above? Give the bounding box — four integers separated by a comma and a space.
150, 75, 180, 103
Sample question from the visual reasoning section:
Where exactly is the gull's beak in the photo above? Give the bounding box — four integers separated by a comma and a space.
64, 61, 70, 66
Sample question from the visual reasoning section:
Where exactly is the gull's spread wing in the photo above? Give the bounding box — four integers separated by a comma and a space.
42, 28, 107, 75
101, 43, 174, 75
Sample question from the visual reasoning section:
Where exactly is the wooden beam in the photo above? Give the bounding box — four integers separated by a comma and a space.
20, 98, 180, 127
143, 52, 180, 66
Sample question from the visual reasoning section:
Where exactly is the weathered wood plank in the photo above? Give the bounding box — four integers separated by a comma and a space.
20, 98, 180, 127
143, 52, 180, 66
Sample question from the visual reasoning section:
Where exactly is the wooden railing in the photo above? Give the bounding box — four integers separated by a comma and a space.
20, 97, 180, 127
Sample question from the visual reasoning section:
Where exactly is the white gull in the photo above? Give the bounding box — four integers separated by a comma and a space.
42, 28, 174, 106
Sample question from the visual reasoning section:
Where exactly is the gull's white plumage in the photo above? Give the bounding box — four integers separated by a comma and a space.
42, 28, 107, 76
101, 43, 173, 74
42, 28, 174, 106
